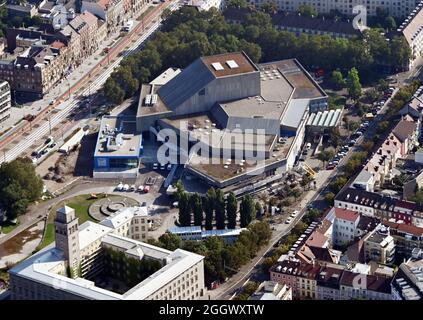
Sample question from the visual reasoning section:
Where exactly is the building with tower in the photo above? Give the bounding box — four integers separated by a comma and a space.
8, 205, 205, 300
54, 206, 80, 278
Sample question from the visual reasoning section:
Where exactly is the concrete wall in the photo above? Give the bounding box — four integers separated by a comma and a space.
173, 72, 261, 117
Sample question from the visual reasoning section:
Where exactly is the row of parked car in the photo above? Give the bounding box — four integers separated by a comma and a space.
326, 121, 370, 170
284, 210, 299, 224
370, 87, 395, 115
116, 183, 150, 193
153, 163, 173, 171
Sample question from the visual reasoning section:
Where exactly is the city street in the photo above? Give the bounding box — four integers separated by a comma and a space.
0, 1, 180, 165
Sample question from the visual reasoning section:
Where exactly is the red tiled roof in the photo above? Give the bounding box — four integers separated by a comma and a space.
305, 231, 328, 248
334, 208, 360, 222
80, 11, 98, 26
50, 40, 65, 49
384, 221, 423, 236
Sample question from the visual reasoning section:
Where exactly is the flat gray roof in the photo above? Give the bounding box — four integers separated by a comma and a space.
94, 116, 141, 158
259, 59, 327, 100
137, 84, 172, 118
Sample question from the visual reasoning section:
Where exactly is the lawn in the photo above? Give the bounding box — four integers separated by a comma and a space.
38, 194, 105, 249
0, 220, 19, 234
328, 93, 347, 110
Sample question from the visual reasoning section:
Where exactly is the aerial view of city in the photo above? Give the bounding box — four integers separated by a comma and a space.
0, 0, 423, 310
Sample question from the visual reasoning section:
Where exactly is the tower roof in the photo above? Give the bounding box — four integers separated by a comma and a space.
57, 205, 75, 215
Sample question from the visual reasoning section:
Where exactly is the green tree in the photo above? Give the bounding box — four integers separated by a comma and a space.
384, 16, 397, 31
178, 192, 192, 227
204, 188, 216, 230
0, 158, 43, 221
158, 233, 182, 251
226, 0, 248, 8
190, 193, 203, 227
346, 67, 362, 100
317, 149, 335, 167
226, 192, 238, 229
215, 189, 226, 230
325, 192, 335, 205
298, 4, 318, 17
330, 70, 345, 90
240, 195, 255, 228
261, 1, 278, 14
104, 78, 125, 105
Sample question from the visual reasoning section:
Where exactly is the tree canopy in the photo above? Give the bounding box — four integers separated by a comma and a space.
0, 158, 43, 221
103, 7, 410, 104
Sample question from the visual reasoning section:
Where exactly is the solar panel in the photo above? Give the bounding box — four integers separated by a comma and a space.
226, 60, 239, 69
211, 62, 224, 71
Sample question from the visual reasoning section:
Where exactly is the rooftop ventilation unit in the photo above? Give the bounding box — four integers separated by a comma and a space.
226, 60, 239, 69
211, 62, 224, 71
145, 94, 152, 106
151, 94, 158, 105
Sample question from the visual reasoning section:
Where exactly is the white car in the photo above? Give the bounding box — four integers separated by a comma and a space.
116, 183, 123, 191
160, 163, 166, 170
130, 184, 136, 192
138, 185, 144, 193
123, 184, 129, 191
292, 210, 299, 216
153, 163, 158, 170
167, 164, 172, 170
285, 218, 292, 224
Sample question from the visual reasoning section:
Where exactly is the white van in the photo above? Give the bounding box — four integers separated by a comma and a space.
124, 20, 134, 32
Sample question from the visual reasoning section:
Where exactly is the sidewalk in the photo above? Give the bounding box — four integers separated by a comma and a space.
0, 4, 159, 147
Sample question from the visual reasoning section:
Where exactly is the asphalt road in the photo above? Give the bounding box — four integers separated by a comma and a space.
0, 1, 180, 165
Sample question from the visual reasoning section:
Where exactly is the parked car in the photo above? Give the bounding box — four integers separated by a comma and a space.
130, 185, 136, 192
167, 164, 172, 171
160, 163, 166, 170
123, 184, 129, 191
116, 183, 123, 191
144, 185, 150, 193
153, 163, 158, 170
326, 164, 335, 170
138, 185, 144, 193
285, 217, 292, 224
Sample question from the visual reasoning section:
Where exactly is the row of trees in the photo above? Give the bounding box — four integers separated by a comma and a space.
175, 181, 257, 229
104, 7, 410, 104
152, 220, 272, 286
330, 68, 362, 100
0, 158, 44, 222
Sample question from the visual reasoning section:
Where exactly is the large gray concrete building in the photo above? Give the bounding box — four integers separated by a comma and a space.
136, 52, 328, 188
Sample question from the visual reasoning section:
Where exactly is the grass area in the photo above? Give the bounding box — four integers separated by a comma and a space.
37, 194, 106, 250
328, 93, 347, 110
0, 220, 19, 234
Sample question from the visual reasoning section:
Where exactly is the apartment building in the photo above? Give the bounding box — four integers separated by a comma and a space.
383, 221, 423, 258
398, 1, 423, 68
224, 8, 362, 39
339, 271, 392, 299
0, 80, 11, 125
332, 208, 360, 246
9, 206, 206, 300
251, 0, 420, 18
82, 0, 126, 34
315, 265, 344, 300
363, 224, 396, 265
270, 258, 392, 299
335, 187, 423, 227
